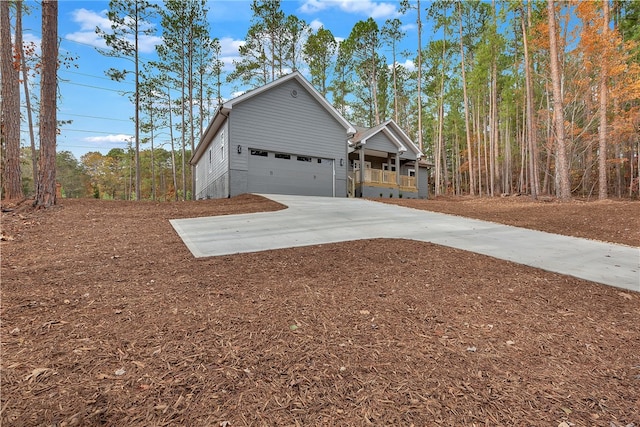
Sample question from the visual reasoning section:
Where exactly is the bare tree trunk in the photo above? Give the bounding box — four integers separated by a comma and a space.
181, 38, 187, 201
521, 3, 539, 199
150, 106, 155, 201
134, 1, 141, 200
416, 0, 423, 155
547, 0, 571, 200
598, 0, 609, 200
189, 28, 195, 199
1, 0, 23, 200
16, 1, 38, 195
167, 85, 178, 201
371, 42, 380, 126
35, 0, 57, 208
489, 0, 499, 197
392, 40, 398, 123
454, 124, 461, 195
458, 1, 475, 195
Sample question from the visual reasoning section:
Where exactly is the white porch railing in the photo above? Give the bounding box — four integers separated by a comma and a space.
352, 170, 416, 189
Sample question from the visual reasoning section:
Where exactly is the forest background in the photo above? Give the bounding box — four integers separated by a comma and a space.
1, 0, 639, 202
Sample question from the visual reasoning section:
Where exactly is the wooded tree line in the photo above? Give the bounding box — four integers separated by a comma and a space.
2, 0, 639, 202
1, 0, 58, 206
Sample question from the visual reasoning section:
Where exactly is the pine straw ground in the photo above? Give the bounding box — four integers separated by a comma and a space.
1, 194, 639, 427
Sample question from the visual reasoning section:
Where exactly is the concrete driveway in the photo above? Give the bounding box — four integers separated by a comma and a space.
170, 194, 639, 292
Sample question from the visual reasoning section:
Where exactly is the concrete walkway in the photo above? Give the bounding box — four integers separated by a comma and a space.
170, 194, 639, 292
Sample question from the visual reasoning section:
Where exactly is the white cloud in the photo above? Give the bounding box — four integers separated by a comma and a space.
221, 56, 240, 72
218, 37, 246, 72
84, 134, 133, 143
65, 8, 161, 54
309, 19, 324, 31
299, 0, 398, 19
387, 59, 415, 72
73, 8, 111, 31
219, 37, 244, 56
65, 30, 108, 50
299, 0, 325, 14
401, 23, 416, 32
398, 59, 415, 71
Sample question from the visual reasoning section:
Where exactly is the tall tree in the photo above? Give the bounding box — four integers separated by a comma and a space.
330, 40, 354, 117
230, 0, 286, 86
1, 0, 23, 200
457, 1, 476, 195
16, 0, 38, 194
400, 0, 424, 153
96, 0, 157, 200
547, 0, 571, 200
303, 27, 337, 96
282, 15, 309, 72
598, 0, 610, 199
381, 18, 405, 123
34, 0, 57, 207
521, 1, 539, 199
344, 18, 382, 126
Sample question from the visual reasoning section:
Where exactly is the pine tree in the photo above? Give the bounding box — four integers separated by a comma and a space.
34, 0, 57, 207
96, 0, 157, 200
1, 0, 23, 200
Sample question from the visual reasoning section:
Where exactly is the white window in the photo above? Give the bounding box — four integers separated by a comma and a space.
220, 130, 225, 161
408, 169, 416, 177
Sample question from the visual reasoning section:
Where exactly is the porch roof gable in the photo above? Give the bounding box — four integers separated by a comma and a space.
350, 120, 423, 160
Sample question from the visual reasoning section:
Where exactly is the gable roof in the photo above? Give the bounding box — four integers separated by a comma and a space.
350, 120, 423, 160
191, 72, 355, 164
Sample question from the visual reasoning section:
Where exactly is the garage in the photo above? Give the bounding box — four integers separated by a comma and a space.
248, 149, 334, 196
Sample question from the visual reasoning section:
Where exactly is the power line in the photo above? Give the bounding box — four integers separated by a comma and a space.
59, 80, 131, 93
59, 35, 157, 62
59, 69, 135, 85
59, 128, 133, 136
21, 128, 131, 136
60, 113, 131, 122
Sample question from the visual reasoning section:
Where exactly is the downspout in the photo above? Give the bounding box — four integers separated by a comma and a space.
359, 142, 366, 196
415, 155, 421, 195
220, 109, 231, 198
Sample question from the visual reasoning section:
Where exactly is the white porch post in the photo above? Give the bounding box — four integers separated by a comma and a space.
395, 153, 401, 186
359, 146, 365, 185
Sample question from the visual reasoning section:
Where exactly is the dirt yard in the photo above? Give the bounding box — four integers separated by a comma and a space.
2, 195, 639, 426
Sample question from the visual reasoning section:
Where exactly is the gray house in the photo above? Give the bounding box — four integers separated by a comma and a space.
192, 72, 427, 199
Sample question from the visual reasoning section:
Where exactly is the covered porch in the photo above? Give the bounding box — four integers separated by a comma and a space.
346, 119, 427, 199
347, 149, 419, 198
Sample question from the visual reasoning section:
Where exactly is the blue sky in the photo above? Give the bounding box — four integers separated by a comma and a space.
20, 0, 427, 160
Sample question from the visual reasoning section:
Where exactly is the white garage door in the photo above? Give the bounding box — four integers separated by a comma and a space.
248, 149, 334, 196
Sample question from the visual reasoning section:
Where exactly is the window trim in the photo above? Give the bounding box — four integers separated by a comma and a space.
250, 149, 268, 157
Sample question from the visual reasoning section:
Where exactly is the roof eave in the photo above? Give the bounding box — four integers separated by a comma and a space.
190, 106, 229, 165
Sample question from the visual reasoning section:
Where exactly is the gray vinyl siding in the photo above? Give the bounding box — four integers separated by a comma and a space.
194, 121, 230, 199
418, 166, 428, 199
228, 79, 348, 196
365, 132, 415, 161
366, 132, 398, 154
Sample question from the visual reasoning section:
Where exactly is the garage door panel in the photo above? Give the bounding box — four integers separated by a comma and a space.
248, 151, 333, 196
